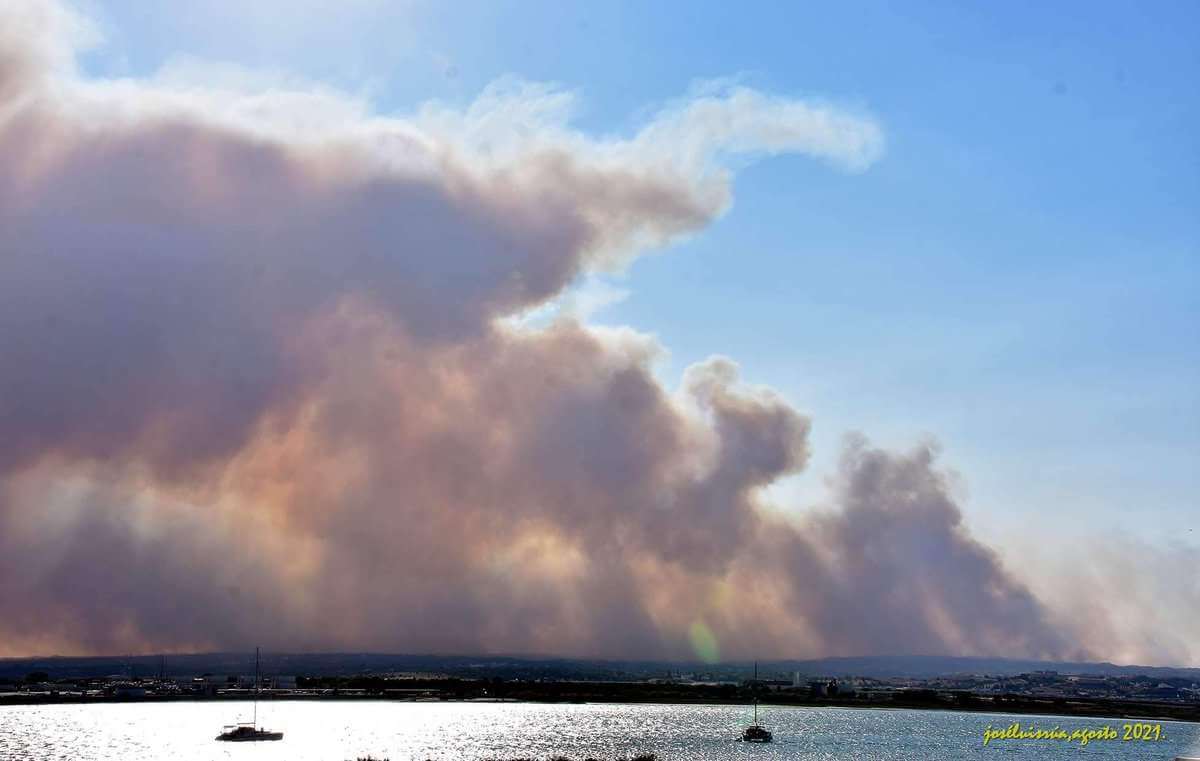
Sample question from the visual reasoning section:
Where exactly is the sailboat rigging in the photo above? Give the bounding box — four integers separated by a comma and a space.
739, 661, 773, 743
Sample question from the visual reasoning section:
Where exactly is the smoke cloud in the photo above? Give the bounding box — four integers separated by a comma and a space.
0, 0, 1176, 664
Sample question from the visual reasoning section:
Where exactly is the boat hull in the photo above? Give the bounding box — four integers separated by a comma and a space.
215, 732, 283, 742
740, 726, 773, 743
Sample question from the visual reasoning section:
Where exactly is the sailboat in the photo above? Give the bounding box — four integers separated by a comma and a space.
739, 662, 773, 743
216, 648, 283, 742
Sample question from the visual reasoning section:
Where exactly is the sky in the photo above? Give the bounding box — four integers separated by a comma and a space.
0, 0, 1196, 664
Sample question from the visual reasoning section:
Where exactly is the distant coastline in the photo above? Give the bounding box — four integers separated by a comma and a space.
5, 653, 1197, 724
3, 684, 1197, 725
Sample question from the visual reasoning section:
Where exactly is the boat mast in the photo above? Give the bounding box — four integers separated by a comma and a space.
753, 661, 758, 724
253, 647, 259, 728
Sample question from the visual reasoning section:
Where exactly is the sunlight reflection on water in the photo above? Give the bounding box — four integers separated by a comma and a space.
1, 701, 1196, 760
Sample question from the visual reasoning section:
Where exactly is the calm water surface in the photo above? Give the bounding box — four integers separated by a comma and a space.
1, 701, 1197, 760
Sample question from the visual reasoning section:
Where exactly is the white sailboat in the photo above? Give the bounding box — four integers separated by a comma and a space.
216, 648, 283, 742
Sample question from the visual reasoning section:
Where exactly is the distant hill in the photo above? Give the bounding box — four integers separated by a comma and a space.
1, 652, 1197, 682
762, 655, 1200, 679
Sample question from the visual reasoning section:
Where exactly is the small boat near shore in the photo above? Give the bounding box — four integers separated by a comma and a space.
739, 662, 773, 743
215, 723, 284, 742
741, 721, 773, 743
216, 648, 282, 742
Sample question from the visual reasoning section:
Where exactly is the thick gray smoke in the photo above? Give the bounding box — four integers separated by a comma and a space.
0, 0, 1138, 663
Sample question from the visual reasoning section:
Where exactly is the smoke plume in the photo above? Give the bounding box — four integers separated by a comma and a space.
0, 0, 1171, 664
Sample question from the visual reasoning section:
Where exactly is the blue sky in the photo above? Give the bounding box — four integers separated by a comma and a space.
78, 0, 1198, 547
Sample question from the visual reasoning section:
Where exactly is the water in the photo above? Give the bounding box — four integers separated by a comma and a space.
1, 701, 1197, 760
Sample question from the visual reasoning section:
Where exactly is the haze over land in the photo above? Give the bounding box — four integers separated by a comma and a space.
0, 0, 1196, 666
4, 653, 1200, 683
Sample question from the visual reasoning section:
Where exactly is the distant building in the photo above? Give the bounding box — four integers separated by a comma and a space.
808, 679, 839, 697
760, 679, 793, 690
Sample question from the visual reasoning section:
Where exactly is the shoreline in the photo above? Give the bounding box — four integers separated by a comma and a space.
2, 691, 1196, 725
